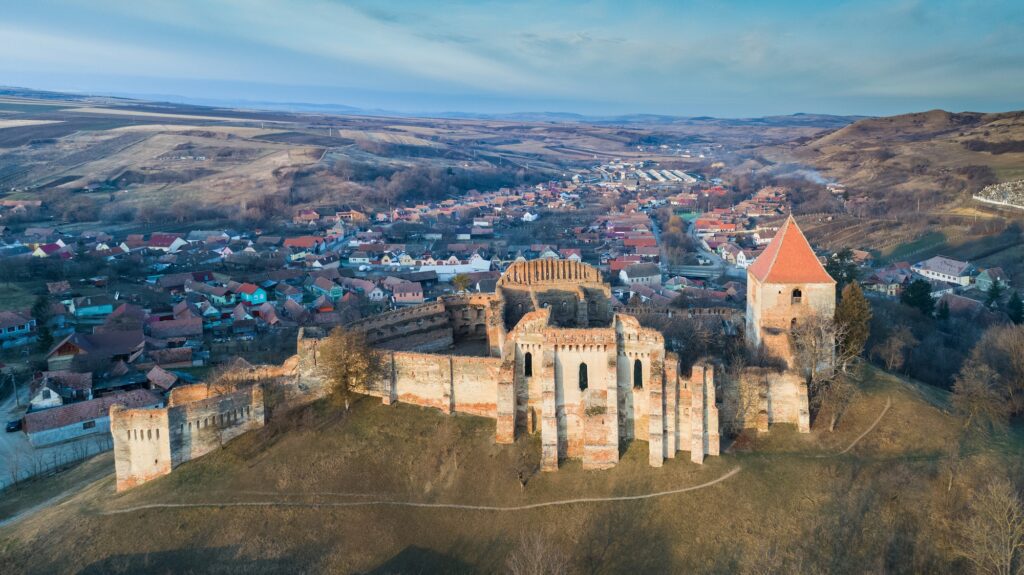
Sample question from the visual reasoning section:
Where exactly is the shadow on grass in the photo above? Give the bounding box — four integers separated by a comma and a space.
78, 544, 325, 575
363, 545, 475, 575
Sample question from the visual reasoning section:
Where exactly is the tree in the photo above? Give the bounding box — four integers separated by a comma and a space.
872, 326, 918, 372
451, 273, 473, 293
834, 283, 871, 372
31, 295, 53, 352
968, 325, 1024, 415
318, 327, 383, 410
790, 314, 859, 431
951, 360, 1009, 433
956, 478, 1024, 575
505, 532, 569, 575
900, 279, 935, 315
825, 248, 860, 295
986, 281, 1005, 308
937, 298, 951, 321
1007, 291, 1023, 325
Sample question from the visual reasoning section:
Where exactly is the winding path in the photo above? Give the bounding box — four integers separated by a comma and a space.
100, 466, 743, 516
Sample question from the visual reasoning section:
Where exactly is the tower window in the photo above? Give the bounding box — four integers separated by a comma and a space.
524, 352, 533, 377
633, 359, 643, 389
578, 363, 588, 391
791, 288, 802, 304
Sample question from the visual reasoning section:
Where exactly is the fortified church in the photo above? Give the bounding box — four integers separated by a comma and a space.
111, 217, 834, 490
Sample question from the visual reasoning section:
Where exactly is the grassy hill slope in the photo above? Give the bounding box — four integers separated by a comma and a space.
0, 368, 1020, 574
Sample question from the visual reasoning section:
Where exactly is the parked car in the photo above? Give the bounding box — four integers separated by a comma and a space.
6, 419, 22, 432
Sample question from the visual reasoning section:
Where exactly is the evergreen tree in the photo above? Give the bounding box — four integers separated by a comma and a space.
834, 282, 872, 372
31, 294, 54, 352
937, 298, 950, 321
900, 279, 935, 315
1008, 291, 1024, 325
825, 248, 860, 296
985, 281, 1004, 307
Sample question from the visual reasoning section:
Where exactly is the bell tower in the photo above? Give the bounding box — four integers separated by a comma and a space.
746, 216, 836, 366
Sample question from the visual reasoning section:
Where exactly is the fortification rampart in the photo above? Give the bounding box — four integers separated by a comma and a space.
111, 383, 265, 491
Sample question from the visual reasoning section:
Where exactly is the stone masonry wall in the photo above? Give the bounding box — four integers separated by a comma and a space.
111, 384, 265, 491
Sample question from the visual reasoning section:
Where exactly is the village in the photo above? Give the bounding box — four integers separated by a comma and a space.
0, 157, 1016, 487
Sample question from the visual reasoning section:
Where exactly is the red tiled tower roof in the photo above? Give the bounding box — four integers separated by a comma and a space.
748, 216, 835, 284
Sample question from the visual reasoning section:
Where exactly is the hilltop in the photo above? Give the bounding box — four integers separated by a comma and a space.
0, 368, 1019, 574
786, 109, 1024, 212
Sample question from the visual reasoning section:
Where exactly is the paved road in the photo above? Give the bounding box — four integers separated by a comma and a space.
0, 378, 111, 489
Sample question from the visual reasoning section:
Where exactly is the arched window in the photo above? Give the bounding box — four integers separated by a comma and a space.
579, 363, 589, 391
524, 352, 533, 377
791, 288, 803, 304
633, 359, 643, 389
147, 429, 152, 440
790, 317, 798, 331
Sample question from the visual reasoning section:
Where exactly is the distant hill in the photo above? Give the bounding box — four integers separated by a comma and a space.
783, 109, 1024, 213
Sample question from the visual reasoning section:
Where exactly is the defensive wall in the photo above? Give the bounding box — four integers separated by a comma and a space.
111, 383, 265, 491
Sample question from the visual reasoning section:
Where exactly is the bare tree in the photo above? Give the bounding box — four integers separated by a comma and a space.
505, 532, 569, 575
319, 326, 384, 410
957, 478, 1024, 575
952, 360, 1010, 433
872, 326, 918, 372
790, 315, 860, 431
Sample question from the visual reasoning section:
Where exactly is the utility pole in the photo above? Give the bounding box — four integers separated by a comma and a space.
10, 373, 19, 408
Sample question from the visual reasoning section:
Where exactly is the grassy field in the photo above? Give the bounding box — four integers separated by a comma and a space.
0, 282, 41, 312
0, 367, 1015, 573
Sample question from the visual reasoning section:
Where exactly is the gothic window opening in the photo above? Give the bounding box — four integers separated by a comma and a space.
633, 359, 643, 389
579, 363, 589, 391
790, 317, 798, 331
791, 288, 803, 304
524, 352, 533, 377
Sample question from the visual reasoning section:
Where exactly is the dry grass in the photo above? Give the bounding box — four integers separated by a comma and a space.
0, 366, 1012, 573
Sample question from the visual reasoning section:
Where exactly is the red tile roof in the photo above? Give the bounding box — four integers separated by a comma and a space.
748, 216, 835, 284
23, 389, 161, 433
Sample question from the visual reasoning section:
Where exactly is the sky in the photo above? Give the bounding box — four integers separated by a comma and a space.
1, 0, 1023, 117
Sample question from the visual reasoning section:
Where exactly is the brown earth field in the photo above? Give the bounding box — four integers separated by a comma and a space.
0, 94, 852, 214
0, 368, 1021, 574
761, 110, 1024, 213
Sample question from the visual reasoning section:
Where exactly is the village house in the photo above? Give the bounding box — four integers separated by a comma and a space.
23, 389, 162, 447
619, 263, 662, 286
0, 310, 36, 348
975, 267, 1009, 292
392, 282, 425, 306
912, 256, 973, 287
69, 295, 115, 322
234, 283, 267, 305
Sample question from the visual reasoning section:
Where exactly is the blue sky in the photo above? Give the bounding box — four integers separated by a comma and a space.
1, 0, 1022, 117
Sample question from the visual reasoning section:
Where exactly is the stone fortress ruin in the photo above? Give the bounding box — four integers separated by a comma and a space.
111, 216, 834, 490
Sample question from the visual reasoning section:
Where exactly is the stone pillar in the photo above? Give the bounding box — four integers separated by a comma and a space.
541, 350, 559, 472
496, 362, 516, 444
690, 364, 706, 464
797, 380, 811, 433
664, 354, 678, 457
648, 351, 664, 467
583, 345, 619, 470
757, 374, 770, 433
704, 364, 720, 457
575, 287, 589, 326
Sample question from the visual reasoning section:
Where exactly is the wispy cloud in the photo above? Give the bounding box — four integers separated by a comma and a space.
0, 0, 1021, 116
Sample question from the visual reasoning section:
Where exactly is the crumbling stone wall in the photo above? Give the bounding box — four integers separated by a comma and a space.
367, 351, 502, 417
722, 367, 810, 433
111, 384, 265, 491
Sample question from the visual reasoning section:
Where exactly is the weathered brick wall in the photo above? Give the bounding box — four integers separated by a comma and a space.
111, 384, 265, 491
747, 275, 835, 368
374, 351, 502, 417
727, 367, 808, 432
111, 405, 172, 492
168, 385, 265, 467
